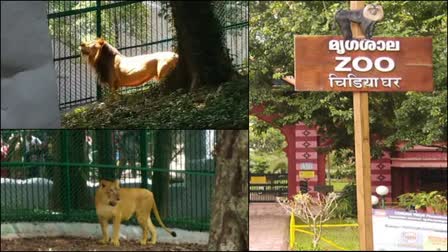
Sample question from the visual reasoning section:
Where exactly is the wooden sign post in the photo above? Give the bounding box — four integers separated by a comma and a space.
351, 1, 373, 250
284, 1, 434, 250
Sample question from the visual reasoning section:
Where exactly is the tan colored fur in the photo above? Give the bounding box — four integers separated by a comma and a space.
95, 179, 176, 247
80, 38, 178, 94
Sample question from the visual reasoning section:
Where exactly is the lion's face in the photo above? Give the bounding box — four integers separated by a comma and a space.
99, 179, 120, 206
79, 39, 104, 57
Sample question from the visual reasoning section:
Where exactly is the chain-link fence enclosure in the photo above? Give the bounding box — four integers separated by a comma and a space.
47, 1, 248, 110
0, 130, 216, 231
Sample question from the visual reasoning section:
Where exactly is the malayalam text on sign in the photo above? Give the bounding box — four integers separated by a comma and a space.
293, 36, 433, 92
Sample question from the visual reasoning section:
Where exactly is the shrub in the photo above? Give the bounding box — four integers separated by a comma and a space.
333, 183, 357, 219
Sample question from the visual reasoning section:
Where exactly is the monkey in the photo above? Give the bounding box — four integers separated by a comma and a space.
335, 4, 384, 40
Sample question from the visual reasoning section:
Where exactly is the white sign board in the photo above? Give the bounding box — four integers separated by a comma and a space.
373, 209, 447, 251
300, 162, 314, 170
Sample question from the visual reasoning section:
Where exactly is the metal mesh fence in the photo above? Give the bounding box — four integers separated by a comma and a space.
47, 1, 248, 110
0, 130, 216, 231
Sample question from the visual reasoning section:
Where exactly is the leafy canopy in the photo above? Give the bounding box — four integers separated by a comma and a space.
250, 1, 447, 154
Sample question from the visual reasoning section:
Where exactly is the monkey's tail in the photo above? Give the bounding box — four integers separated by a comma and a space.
332, 9, 343, 30
332, 21, 337, 31
152, 199, 177, 237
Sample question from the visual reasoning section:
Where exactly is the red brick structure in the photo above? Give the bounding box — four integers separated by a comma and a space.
252, 104, 447, 201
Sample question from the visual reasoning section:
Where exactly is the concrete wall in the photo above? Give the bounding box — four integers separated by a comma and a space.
1, 1, 60, 128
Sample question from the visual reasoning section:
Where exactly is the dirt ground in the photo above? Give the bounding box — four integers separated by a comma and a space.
1, 237, 208, 251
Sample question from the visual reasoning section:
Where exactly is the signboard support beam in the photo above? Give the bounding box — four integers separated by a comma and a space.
351, 1, 374, 251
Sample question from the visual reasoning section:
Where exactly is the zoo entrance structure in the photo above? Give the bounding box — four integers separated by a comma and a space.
250, 104, 447, 203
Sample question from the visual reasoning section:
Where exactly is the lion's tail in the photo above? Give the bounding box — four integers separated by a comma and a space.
152, 199, 177, 237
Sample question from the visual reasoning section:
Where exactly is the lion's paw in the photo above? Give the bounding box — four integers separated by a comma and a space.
98, 238, 109, 244
111, 239, 120, 247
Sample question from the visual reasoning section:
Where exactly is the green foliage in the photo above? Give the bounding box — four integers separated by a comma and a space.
249, 116, 287, 173
414, 191, 439, 209
328, 149, 355, 180
62, 79, 248, 128
333, 183, 357, 219
432, 194, 447, 214
249, 1, 448, 153
48, 1, 153, 51
249, 117, 287, 152
250, 151, 287, 174
330, 180, 348, 193
397, 192, 415, 210
398, 191, 447, 213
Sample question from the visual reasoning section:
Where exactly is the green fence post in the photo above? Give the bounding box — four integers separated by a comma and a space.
140, 130, 148, 188
96, 0, 102, 100
61, 130, 71, 219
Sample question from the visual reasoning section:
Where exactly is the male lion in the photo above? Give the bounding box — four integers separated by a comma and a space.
95, 179, 176, 246
80, 38, 178, 94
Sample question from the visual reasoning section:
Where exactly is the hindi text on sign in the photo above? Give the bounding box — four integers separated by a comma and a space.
292, 36, 433, 92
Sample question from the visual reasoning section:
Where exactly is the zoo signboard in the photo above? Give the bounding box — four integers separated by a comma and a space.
291, 36, 433, 92
283, 1, 436, 251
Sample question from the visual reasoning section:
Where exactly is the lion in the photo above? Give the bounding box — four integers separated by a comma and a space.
80, 38, 178, 94
95, 179, 176, 247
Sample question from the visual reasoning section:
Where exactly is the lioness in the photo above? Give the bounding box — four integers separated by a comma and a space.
80, 38, 178, 94
95, 179, 176, 246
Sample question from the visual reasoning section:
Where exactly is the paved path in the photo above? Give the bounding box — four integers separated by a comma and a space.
249, 203, 290, 251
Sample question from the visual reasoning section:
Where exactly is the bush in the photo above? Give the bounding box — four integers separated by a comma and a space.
333, 183, 357, 219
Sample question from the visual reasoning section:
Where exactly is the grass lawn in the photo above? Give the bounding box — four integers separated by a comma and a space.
328, 180, 349, 192
293, 219, 359, 251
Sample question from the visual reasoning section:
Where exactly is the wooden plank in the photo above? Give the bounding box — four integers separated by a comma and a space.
351, 1, 374, 251
354, 92, 374, 250
294, 36, 433, 92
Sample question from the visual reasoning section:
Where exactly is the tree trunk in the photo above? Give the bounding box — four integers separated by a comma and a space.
208, 130, 248, 251
51, 130, 90, 211
95, 130, 115, 180
67, 130, 90, 210
152, 130, 172, 217
166, 1, 233, 92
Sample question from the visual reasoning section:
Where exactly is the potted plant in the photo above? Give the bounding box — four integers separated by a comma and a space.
414, 191, 438, 213
426, 193, 439, 214
398, 193, 415, 211
413, 194, 426, 213
432, 194, 447, 216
